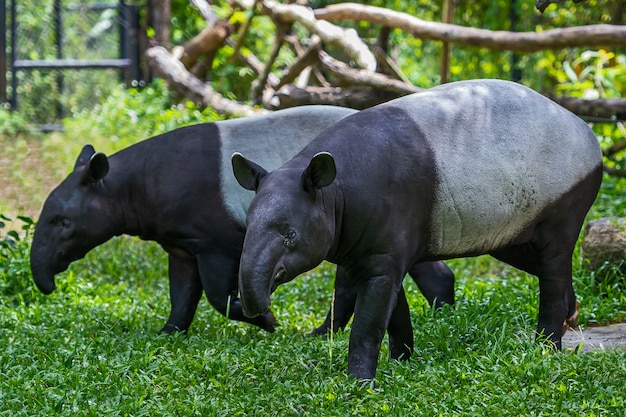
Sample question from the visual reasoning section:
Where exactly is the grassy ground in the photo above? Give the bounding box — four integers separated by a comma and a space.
1, 110, 626, 415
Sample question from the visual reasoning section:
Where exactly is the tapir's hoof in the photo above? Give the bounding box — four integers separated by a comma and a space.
310, 325, 330, 337
261, 310, 279, 333
159, 323, 188, 334
563, 301, 580, 333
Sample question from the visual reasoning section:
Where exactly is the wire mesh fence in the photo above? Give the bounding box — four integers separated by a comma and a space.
5, 0, 142, 126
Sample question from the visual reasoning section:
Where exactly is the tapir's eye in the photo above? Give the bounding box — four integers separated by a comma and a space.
53, 216, 71, 229
283, 230, 297, 248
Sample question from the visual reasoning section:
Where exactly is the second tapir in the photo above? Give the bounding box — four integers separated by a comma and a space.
233, 79, 603, 380
29, 105, 454, 334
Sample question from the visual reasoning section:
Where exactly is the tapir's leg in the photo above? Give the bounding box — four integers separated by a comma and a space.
196, 252, 277, 332
160, 254, 203, 334
408, 261, 455, 308
348, 260, 405, 380
386, 287, 414, 361
311, 266, 357, 335
493, 243, 575, 349
535, 254, 576, 349
314, 261, 454, 336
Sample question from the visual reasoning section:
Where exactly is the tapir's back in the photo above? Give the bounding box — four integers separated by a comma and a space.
112, 106, 357, 228
395, 80, 601, 256
299, 79, 602, 258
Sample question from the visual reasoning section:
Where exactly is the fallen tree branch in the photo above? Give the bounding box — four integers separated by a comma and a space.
273, 84, 400, 109
551, 97, 626, 120
258, 0, 377, 70
173, 19, 232, 69
146, 46, 265, 117
603, 165, 626, 178
276, 36, 322, 90
315, 3, 626, 52
317, 51, 421, 95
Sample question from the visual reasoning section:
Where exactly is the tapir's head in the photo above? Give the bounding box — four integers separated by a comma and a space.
30, 145, 115, 294
232, 152, 337, 317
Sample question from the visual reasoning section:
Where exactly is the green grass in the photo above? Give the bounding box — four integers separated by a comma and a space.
1, 100, 626, 415
2, 233, 626, 415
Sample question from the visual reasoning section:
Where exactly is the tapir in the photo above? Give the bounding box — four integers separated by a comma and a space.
232, 79, 603, 380
29, 105, 453, 335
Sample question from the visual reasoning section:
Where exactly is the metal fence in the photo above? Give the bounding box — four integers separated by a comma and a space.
1, 0, 143, 127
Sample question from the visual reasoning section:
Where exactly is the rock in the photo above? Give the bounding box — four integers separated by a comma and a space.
563, 323, 626, 352
581, 217, 626, 271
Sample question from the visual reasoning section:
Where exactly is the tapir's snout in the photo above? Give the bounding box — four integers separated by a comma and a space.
29, 236, 64, 295
241, 295, 270, 319
238, 267, 275, 319
34, 275, 56, 295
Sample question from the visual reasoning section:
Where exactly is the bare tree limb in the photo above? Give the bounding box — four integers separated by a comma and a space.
146, 46, 265, 117
250, 20, 291, 101
315, 3, 626, 52
190, 0, 217, 24
276, 36, 322, 90
603, 165, 626, 178
258, 0, 377, 70
318, 51, 421, 95
551, 97, 626, 120
173, 19, 232, 69
273, 84, 399, 109
373, 47, 411, 84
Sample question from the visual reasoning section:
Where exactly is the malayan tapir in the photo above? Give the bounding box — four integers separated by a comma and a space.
29, 105, 454, 335
232, 79, 603, 380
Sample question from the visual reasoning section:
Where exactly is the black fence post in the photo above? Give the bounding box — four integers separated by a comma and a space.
54, 0, 64, 119
9, 0, 16, 109
119, 0, 143, 86
0, 0, 6, 104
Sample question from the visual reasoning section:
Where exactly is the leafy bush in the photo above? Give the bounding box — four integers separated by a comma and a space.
0, 214, 36, 304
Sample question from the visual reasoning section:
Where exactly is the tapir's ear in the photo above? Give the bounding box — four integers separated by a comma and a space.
232, 152, 268, 191
302, 152, 336, 193
74, 144, 96, 170
80, 152, 109, 186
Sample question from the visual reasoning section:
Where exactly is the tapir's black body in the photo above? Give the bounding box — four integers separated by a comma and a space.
233, 80, 603, 380
30, 106, 360, 333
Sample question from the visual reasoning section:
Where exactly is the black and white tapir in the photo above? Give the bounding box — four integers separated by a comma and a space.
232, 79, 603, 380
29, 105, 454, 335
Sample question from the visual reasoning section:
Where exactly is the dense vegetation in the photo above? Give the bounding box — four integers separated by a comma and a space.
1, 0, 625, 415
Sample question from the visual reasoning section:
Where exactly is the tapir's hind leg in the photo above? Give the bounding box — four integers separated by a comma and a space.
313, 261, 455, 336
387, 287, 414, 361
160, 254, 203, 334
491, 168, 601, 349
492, 240, 576, 349
311, 266, 357, 336
196, 252, 277, 332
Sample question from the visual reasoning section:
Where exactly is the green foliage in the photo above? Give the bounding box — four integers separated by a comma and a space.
41, 80, 226, 172
1, 236, 625, 415
0, 109, 40, 139
0, 215, 36, 304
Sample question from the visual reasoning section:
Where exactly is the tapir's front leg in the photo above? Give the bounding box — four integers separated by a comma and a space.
196, 252, 277, 332
348, 261, 405, 380
160, 254, 203, 334
409, 261, 455, 308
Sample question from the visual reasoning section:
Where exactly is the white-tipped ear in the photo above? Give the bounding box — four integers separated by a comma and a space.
302, 152, 336, 193
80, 152, 109, 186
232, 152, 269, 191
74, 144, 96, 170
